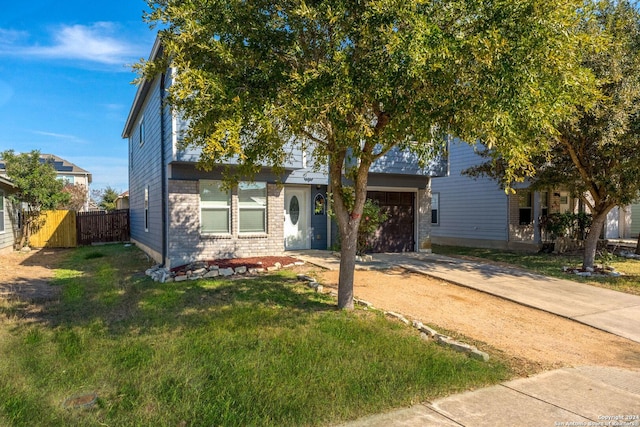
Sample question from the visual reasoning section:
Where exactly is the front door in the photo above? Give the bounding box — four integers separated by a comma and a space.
284, 187, 311, 250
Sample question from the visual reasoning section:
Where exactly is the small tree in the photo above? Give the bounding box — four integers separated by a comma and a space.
92, 186, 121, 212
1, 150, 69, 248
465, 0, 640, 269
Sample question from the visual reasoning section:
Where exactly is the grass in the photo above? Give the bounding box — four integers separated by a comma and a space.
433, 244, 640, 296
0, 245, 510, 427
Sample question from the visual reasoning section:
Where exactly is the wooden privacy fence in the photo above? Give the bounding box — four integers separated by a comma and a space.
30, 210, 77, 248
29, 209, 130, 248
76, 209, 130, 246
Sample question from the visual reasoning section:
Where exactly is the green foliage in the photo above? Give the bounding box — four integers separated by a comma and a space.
464, 0, 640, 269
0, 150, 70, 247
541, 212, 592, 240
92, 186, 121, 212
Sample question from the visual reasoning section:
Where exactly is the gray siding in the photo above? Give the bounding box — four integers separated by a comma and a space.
128, 75, 166, 260
369, 146, 447, 177
430, 141, 509, 245
0, 187, 13, 252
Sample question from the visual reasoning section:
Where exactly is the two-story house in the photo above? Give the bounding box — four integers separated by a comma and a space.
0, 154, 92, 212
122, 39, 446, 268
431, 141, 638, 250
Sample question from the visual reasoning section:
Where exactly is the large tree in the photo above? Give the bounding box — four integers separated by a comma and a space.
467, 0, 640, 269
141, 0, 594, 308
1, 150, 69, 248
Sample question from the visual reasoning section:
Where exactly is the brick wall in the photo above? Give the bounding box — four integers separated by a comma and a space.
167, 180, 285, 268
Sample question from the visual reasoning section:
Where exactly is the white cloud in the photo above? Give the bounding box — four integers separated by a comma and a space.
32, 130, 84, 140
0, 23, 144, 66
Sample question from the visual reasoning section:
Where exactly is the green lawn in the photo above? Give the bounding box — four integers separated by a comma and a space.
0, 245, 510, 427
433, 244, 640, 296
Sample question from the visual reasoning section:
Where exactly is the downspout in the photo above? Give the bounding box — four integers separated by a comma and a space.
160, 72, 168, 266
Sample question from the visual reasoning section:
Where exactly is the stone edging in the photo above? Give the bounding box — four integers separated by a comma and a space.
295, 274, 489, 361
146, 260, 306, 283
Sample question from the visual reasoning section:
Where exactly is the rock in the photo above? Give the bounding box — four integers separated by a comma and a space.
203, 270, 219, 278
470, 349, 490, 362
266, 266, 279, 272
174, 275, 189, 282
209, 265, 219, 271
315, 285, 323, 293
294, 261, 305, 266
234, 266, 247, 274
248, 268, 263, 274
192, 268, 207, 276
576, 271, 592, 277
385, 311, 410, 325
585, 267, 595, 273
274, 262, 282, 269
219, 267, 234, 277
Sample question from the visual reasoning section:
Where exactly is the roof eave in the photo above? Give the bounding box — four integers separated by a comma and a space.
121, 36, 164, 139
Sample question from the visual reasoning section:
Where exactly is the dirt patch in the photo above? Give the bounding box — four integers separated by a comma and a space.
317, 268, 640, 374
0, 249, 69, 301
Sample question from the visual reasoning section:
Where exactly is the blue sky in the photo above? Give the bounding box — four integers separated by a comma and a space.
0, 1, 157, 193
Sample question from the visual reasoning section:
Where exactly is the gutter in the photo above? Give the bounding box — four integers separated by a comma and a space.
160, 72, 168, 266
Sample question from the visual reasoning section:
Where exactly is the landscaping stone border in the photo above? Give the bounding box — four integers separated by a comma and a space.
146, 260, 306, 283
294, 275, 491, 362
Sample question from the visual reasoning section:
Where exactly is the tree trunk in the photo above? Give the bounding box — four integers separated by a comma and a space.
582, 212, 607, 269
337, 221, 359, 310
636, 232, 640, 255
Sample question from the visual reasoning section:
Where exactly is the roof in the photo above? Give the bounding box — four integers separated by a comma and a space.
0, 175, 16, 189
122, 37, 164, 139
0, 153, 92, 184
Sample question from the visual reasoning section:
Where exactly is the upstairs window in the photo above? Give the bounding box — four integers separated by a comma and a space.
139, 117, 145, 147
200, 180, 231, 234
238, 182, 267, 233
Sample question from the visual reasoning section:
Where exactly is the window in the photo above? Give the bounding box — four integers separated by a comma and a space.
518, 191, 532, 225
200, 180, 231, 234
57, 175, 75, 185
238, 182, 267, 233
144, 186, 149, 232
431, 192, 439, 225
0, 190, 4, 233
139, 117, 145, 147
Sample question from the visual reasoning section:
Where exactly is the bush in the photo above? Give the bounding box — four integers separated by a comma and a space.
541, 212, 592, 240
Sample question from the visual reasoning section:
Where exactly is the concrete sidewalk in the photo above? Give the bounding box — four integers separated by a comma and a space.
336, 366, 640, 426
290, 250, 640, 344
288, 250, 640, 426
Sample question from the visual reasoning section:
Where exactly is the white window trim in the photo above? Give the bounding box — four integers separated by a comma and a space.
238, 182, 267, 235
200, 180, 231, 235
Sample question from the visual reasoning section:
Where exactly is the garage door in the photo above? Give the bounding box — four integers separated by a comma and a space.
367, 191, 415, 253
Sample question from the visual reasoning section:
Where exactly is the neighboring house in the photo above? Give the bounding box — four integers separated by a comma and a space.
122, 39, 446, 268
0, 176, 20, 253
605, 203, 640, 239
115, 191, 130, 210
0, 153, 93, 211
431, 141, 583, 251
